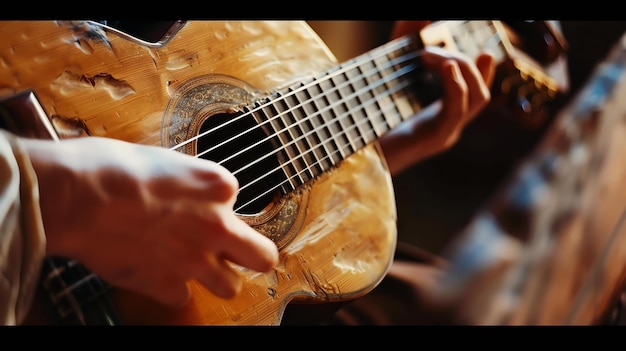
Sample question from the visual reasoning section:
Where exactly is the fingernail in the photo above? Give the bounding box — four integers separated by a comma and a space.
448, 60, 461, 81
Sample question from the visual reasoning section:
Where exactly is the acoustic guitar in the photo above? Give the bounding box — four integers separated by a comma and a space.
0, 20, 565, 325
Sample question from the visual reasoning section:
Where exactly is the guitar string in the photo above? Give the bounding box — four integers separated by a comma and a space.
196, 47, 420, 168
227, 23, 502, 211
189, 36, 422, 212
231, 22, 506, 212
168, 29, 421, 152
167, 22, 483, 165
232, 55, 420, 212
223, 58, 417, 182
235, 78, 415, 212
211, 20, 498, 171
166, 21, 502, 212
167, 20, 488, 153
244, 22, 502, 188
182, 20, 489, 157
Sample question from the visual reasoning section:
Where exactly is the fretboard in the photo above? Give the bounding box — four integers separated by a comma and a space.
246, 21, 510, 194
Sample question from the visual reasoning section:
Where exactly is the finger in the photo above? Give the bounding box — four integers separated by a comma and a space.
476, 52, 496, 89
419, 47, 468, 110
186, 159, 240, 203
216, 213, 280, 272
195, 255, 243, 300
398, 61, 466, 155
421, 47, 493, 122
436, 60, 468, 139
455, 52, 495, 118
151, 154, 240, 204
154, 203, 278, 274
152, 240, 242, 301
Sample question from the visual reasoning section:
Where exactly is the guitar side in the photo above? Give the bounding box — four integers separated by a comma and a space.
0, 20, 397, 325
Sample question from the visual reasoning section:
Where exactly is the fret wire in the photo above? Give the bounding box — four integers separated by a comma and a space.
235, 89, 405, 212
267, 91, 309, 185
248, 106, 298, 195
352, 61, 384, 141
318, 73, 351, 160
255, 101, 299, 191
343, 66, 372, 146
284, 86, 317, 182
363, 55, 396, 135
371, 42, 412, 128
295, 86, 326, 176
332, 71, 361, 154
307, 76, 342, 167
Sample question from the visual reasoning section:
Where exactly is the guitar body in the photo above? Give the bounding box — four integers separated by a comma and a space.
0, 21, 397, 325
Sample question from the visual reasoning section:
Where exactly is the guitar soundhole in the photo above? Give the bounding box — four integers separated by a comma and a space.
197, 112, 285, 215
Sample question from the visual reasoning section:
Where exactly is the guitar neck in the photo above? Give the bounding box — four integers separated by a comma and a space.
246, 21, 531, 193
247, 34, 426, 193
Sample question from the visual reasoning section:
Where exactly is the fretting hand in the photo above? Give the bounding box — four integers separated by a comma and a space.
380, 21, 496, 175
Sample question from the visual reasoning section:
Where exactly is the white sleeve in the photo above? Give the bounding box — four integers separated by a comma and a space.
0, 131, 46, 325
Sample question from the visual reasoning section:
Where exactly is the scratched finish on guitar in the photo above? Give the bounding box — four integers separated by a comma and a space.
0, 21, 397, 325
